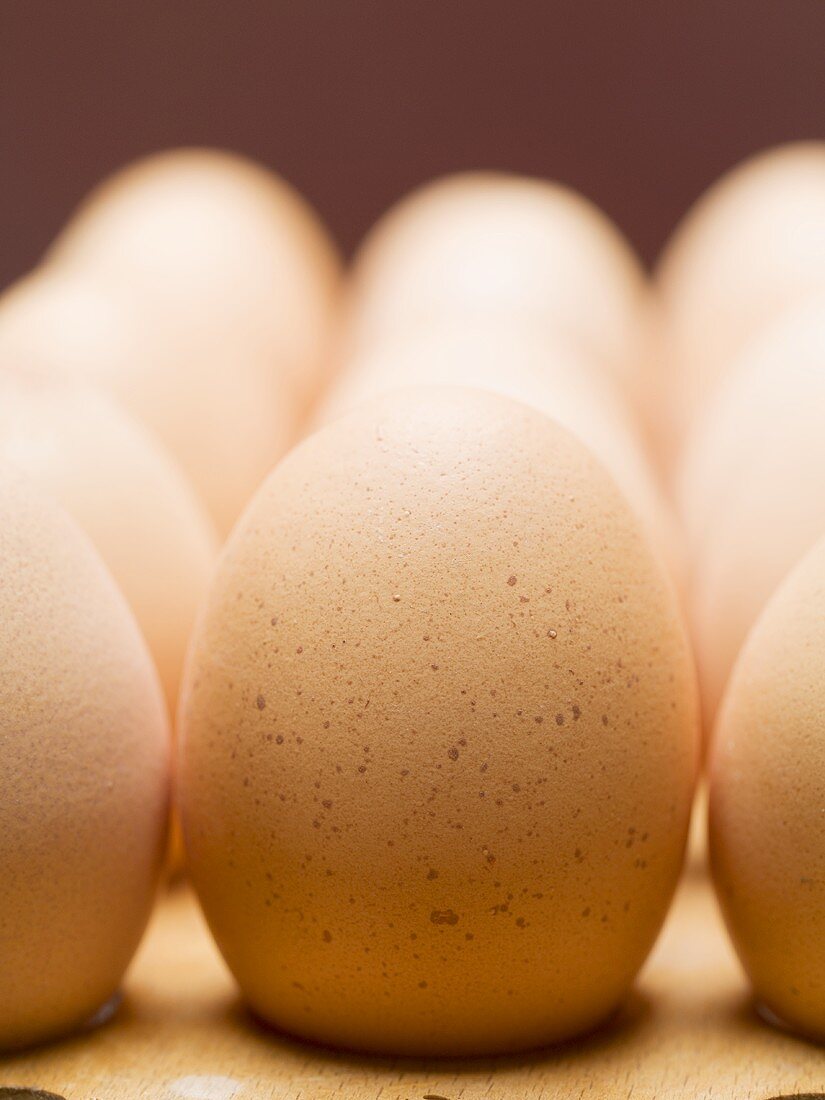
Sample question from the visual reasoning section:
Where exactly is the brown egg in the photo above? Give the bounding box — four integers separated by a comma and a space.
179, 388, 699, 1055
657, 141, 825, 461
676, 294, 825, 727
709, 533, 825, 1038
0, 269, 149, 383
316, 319, 682, 584
40, 147, 342, 533
342, 172, 652, 421
0, 471, 170, 1050
0, 368, 217, 712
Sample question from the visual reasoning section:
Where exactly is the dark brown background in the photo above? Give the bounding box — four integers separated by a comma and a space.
3, 1, 825, 290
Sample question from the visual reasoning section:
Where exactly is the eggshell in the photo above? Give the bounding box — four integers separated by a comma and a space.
342, 172, 652, 421
657, 141, 825, 460
0, 367, 218, 711
41, 147, 342, 533
0, 269, 149, 384
179, 387, 699, 1055
0, 471, 170, 1050
677, 294, 825, 726
709, 533, 825, 1038
316, 319, 682, 585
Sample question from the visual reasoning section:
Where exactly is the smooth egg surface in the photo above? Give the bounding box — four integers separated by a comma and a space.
0, 471, 170, 1050
179, 387, 698, 1056
656, 141, 825, 461
44, 147, 343, 533
709, 533, 825, 1038
0, 269, 151, 386
677, 294, 825, 728
342, 172, 652, 421
0, 367, 218, 712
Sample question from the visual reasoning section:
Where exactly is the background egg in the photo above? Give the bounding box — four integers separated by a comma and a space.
709, 533, 825, 1038
656, 141, 825, 461
676, 295, 825, 726
0, 268, 150, 385
0, 368, 217, 711
42, 147, 342, 533
0, 471, 170, 1050
179, 387, 699, 1056
341, 172, 653, 424
315, 319, 681, 582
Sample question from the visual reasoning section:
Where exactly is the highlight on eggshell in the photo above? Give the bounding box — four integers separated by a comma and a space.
178, 387, 699, 1057
0, 469, 170, 1051
656, 140, 825, 464
0, 365, 218, 713
0, 263, 301, 541
0, 267, 153, 388
676, 292, 825, 728
314, 317, 683, 586
42, 147, 343, 534
341, 171, 654, 428
709, 532, 825, 1040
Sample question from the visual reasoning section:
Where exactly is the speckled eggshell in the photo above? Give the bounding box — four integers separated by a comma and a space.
313, 319, 682, 587
709, 533, 825, 1038
40, 147, 342, 533
0, 472, 170, 1050
179, 387, 699, 1056
0, 368, 218, 712
676, 293, 825, 728
341, 172, 652, 422
656, 141, 825, 462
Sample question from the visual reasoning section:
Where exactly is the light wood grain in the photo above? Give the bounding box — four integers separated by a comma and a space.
3, 864, 824, 1099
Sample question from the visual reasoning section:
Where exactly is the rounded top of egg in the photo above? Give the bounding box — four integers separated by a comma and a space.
342, 172, 650, 413
0, 367, 217, 710
5, 149, 343, 534
48, 147, 341, 400
179, 386, 698, 1055
656, 141, 825, 449
677, 291, 825, 726
0, 264, 299, 537
0, 470, 169, 1050
315, 318, 680, 582
710, 532, 825, 1038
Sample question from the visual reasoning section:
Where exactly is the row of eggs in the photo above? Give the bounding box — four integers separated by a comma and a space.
2, 142, 825, 1053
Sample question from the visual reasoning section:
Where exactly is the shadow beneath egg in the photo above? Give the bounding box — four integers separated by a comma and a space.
726, 991, 825, 1052
220, 985, 653, 1074
0, 993, 122, 1064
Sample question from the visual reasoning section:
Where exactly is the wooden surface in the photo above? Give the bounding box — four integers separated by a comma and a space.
3, 862, 824, 1100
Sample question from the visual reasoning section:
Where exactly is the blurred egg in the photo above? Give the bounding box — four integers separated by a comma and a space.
657, 141, 825, 460
0, 470, 169, 1050
316, 319, 682, 582
42, 147, 342, 533
342, 172, 653, 422
0, 367, 218, 711
709, 533, 825, 1038
0, 268, 150, 383
677, 294, 825, 726
179, 388, 699, 1055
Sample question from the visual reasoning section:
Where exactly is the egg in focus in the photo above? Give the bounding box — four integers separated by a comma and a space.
179, 387, 699, 1056
341, 172, 654, 426
0, 471, 170, 1050
315, 319, 682, 584
41, 147, 343, 533
0, 367, 218, 712
709, 533, 825, 1039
